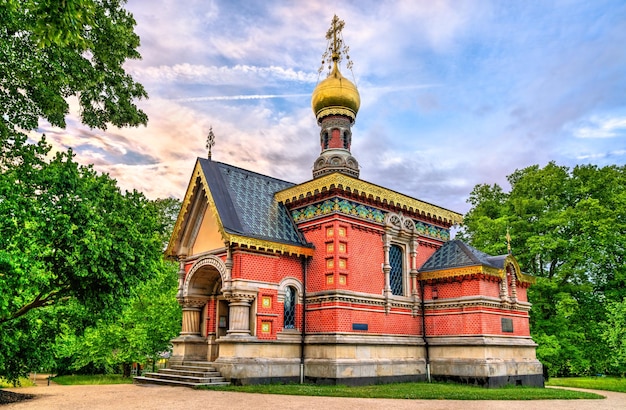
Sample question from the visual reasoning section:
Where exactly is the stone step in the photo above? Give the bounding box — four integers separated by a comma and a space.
158, 368, 222, 378
170, 364, 217, 372
182, 361, 216, 366
133, 361, 230, 388
142, 372, 227, 384
134, 376, 230, 388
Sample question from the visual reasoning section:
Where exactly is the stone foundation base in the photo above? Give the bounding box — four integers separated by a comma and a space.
428, 336, 544, 387
172, 334, 544, 387
170, 335, 209, 362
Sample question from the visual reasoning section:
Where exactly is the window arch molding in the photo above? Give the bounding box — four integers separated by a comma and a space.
277, 277, 303, 304
382, 212, 420, 313
277, 277, 303, 332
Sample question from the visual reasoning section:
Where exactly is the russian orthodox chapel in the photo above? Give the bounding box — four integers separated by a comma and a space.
165, 16, 543, 387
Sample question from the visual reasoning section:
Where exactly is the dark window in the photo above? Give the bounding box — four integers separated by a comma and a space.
389, 244, 404, 295
284, 286, 296, 329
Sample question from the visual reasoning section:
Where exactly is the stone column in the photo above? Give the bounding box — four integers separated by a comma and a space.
500, 272, 509, 304
224, 242, 233, 292
510, 269, 518, 304
176, 256, 186, 300
409, 238, 420, 316
226, 293, 255, 337
382, 234, 392, 314
180, 299, 205, 336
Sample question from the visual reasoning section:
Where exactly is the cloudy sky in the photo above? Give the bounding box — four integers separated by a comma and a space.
38, 0, 626, 215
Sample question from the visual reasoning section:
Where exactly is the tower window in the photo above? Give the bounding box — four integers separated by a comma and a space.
389, 244, 404, 295
322, 132, 329, 149
284, 286, 297, 329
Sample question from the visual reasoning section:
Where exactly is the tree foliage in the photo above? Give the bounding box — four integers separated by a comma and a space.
0, 137, 166, 382
603, 298, 626, 376
55, 198, 182, 377
459, 162, 626, 376
56, 260, 181, 376
1, 0, 147, 138
0, 0, 159, 384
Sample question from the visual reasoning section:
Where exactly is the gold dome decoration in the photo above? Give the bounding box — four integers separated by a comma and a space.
311, 15, 360, 123
312, 62, 360, 122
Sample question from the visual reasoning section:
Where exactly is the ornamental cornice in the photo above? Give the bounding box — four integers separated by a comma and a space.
226, 292, 257, 302
275, 172, 462, 225
307, 291, 385, 307
181, 297, 207, 308
306, 291, 413, 310
420, 265, 504, 281
425, 296, 532, 312
290, 197, 451, 241
316, 106, 356, 122
228, 234, 314, 257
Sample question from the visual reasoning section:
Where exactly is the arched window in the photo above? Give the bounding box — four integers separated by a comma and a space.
322, 132, 329, 149
389, 244, 404, 295
284, 286, 296, 329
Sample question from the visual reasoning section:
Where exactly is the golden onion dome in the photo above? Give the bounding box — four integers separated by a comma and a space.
311, 61, 360, 122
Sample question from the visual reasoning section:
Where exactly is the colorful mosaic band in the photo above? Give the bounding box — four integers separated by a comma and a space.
291, 197, 451, 241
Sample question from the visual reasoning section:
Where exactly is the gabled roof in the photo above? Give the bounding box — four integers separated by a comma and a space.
420, 240, 498, 271
166, 158, 313, 258
419, 239, 534, 283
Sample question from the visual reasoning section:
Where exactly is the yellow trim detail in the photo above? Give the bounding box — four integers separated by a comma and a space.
275, 172, 463, 225
419, 259, 536, 284
505, 254, 536, 283
166, 161, 219, 257
420, 265, 504, 281
228, 234, 314, 257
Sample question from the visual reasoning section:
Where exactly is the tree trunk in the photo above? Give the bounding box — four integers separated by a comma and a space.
122, 363, 131, 378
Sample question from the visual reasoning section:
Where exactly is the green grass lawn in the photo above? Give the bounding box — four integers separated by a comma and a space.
52, 374, 134, 385
547, 377, 626, 393
38, 374, 626, 400
202, 382, 603, 400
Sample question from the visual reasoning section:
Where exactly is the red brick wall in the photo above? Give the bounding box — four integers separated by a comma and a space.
300, 216, 386, 294
421, 276, 532, 337
306, 303, 421, 335
232, 252, 302, 284
205, 298, 217, 337
425, 307, 530, 337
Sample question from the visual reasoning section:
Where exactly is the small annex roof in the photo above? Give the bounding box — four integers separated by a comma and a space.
419, 239, 534, 283
166, 158, 313, 258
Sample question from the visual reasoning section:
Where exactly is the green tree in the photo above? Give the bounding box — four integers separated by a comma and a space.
459, 162, 626, 376
0, 0, 151, 384
0, 137, 165, 382
1, 0, 147, 139
57, 259, 181, 377
55, 198, 183, 377
603, 298, 626, 376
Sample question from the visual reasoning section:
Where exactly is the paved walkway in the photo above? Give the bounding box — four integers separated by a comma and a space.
3, 379, 626, 410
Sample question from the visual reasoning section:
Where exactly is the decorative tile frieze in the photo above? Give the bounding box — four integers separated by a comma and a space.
291, 197, 451, 241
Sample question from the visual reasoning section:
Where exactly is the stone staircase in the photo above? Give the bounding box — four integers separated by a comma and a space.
134, 361, 230, 388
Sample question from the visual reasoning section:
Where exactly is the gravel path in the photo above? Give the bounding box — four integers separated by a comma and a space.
3, 378, 626, 410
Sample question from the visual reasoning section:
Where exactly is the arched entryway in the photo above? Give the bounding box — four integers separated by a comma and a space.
173, 255, 228, 362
